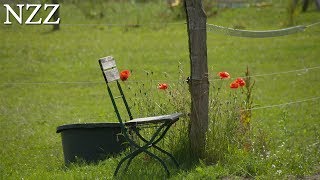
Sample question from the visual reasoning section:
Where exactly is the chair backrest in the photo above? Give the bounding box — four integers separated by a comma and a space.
99, 56, 133, 124
99, 56, 119, 83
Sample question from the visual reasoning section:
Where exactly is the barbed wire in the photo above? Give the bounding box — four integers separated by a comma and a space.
1, 65, 319, 86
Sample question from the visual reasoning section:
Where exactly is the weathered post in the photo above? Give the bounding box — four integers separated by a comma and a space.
52, 0, 60, 30
185, 0, 209, 159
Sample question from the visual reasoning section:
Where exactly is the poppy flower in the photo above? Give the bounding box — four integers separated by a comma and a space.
120, 70, 130, 81
218, 71, 230, 79
230, 81, 239, 89
158, 83, 168, 90
236, 78, 246, 87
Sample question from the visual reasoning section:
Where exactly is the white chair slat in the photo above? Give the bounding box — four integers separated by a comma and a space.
100, 56, 116, 70
104, 68, 120, 82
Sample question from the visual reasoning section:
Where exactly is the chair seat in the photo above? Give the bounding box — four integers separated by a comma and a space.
125, 113, 182, 125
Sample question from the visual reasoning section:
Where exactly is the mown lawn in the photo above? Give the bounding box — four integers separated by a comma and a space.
0, 1, 320, 179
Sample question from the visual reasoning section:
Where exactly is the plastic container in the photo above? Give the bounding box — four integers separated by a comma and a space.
56, 122, 127, 164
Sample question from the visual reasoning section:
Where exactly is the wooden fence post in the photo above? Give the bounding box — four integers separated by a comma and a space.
52, 0, 60, 31
185, 0, 209, 159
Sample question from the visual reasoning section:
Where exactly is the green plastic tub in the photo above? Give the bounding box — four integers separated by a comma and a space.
56, 122, 127, 165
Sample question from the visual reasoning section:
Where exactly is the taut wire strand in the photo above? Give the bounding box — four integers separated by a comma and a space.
306, 21, 320, 28
1, 65, 320, 85
241, 96, 320, 111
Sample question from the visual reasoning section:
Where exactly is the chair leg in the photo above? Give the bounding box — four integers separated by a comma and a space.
124, 153, 137, 172
114, 147, 171, 176
151, 122, 173, 145
134, 130, 179, 167
123, 148, 172, 175
115, 122, 177, 176
152, 145, 179, 168
132, 123, 179, 167
114, 149, 141, 176
143, 150, 170, 176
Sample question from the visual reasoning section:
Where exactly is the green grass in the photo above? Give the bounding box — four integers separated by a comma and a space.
1, 1, 320, 179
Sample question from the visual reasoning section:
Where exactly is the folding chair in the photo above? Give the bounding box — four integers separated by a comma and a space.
98, 56, 182, 176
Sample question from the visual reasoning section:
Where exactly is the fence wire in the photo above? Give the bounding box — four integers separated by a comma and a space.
241, 96, 320, 111
206, 20, 320, 38
1, 95, 319, 122
1, 65, 319, 85
1, 21, 319, 36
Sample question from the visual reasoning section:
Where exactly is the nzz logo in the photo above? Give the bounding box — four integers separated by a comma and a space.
3, 4, 60, 25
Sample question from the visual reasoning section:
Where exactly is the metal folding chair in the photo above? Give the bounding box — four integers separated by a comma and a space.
98, 56, 182, 176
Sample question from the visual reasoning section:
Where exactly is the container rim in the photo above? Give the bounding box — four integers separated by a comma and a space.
56, 122, 122, 133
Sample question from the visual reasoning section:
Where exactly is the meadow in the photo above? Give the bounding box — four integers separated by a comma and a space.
0, 1, 320, 179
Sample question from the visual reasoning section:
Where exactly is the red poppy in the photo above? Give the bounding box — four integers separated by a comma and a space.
218, 71, 230, 79
158, 83, 168, 90
230, 81, 239, 89
120, 70, 130, 81
236, 78, 246, 87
